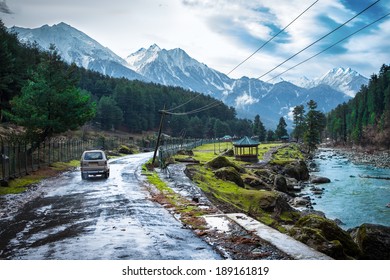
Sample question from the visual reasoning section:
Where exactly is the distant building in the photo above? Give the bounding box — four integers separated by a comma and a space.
280, 135, 289, 143
221, 135, 232, 142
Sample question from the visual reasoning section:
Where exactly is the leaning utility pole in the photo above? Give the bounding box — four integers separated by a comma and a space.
152, 108, 166, 165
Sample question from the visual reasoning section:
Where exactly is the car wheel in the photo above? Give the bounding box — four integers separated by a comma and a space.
81, 173, 88, 180
104, 171, 109, 179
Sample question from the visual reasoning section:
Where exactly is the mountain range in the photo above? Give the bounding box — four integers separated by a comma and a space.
9, 22, 369, 128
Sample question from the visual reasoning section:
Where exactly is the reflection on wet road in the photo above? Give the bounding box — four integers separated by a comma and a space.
0, 153, 221, 260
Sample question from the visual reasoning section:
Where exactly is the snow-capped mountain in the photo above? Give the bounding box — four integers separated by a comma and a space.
126, 44, 162, 72
126, 44, 233, 97
297, 67, 368, 97
9, 22, 146, 81
225, 79, 351, 127
9, 22, 368, 128
125, 44, 354, 126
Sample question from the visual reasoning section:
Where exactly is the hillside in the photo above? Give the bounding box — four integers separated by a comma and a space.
9, 23, 369, 128
0, 20, 251, 139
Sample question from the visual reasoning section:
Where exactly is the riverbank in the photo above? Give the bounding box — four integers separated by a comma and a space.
162, 143, 373, 259
321, 144, 390, 168
305, 147, 390, 259
173, 142, 390, 259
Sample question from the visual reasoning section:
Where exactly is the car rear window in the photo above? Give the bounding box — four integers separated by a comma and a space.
84, 152, 104, 160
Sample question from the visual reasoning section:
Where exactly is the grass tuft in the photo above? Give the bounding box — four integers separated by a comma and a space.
0, 160, 80, 195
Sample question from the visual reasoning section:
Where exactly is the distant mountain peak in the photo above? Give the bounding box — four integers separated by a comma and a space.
296, 67, 368, 97
149, 43, 161, 52
10, 23, 145, 81
126, 44, 162, 71
49, 22, 71, 29
324, 67, 358, 78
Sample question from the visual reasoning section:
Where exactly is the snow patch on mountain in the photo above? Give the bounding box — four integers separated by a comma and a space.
125, 44, 234, 98
10, 22, 145, 81
235, 92, 260, 108
126, 44, 161, 72
11, 22, 124, 66
296, 67, 368, 97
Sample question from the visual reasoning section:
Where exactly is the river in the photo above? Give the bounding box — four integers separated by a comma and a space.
304, 148, 390, 229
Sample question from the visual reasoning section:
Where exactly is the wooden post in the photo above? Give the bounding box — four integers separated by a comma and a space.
152, 109, 166, 165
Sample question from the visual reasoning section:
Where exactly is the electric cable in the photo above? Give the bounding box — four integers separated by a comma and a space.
163, 99, 223, 116
256, 0, 381, 80
266, 11, 390, 82
164, 1, 320, 114
161, 1, 381, 117
227, 0, 319, 76
165, 92, 203, 112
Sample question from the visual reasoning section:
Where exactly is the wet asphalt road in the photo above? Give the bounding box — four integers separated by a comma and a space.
0, 152, 222, 260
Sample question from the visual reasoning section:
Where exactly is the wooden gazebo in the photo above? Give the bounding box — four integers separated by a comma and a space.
233, 136, 260, 162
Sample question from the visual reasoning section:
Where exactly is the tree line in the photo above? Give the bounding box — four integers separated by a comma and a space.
0, 18, 345, 152
0, 20, 254, 143
252, 101, 326, 152
326, 64, 390, 148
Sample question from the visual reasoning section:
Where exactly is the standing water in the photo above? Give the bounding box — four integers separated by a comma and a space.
306, 148, 390, 229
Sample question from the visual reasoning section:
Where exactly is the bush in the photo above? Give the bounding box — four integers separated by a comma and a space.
118, 144, 138, 154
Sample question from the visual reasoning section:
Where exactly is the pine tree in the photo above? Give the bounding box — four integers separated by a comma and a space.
253, 115, 261, 136
275, 117, 288, 140
292, 105, 305, 142
253, 114, 266, 141
0, 20, 22, 121
6, 45, 96, 143
304, 100, 326, 153
96, 96, 123, 130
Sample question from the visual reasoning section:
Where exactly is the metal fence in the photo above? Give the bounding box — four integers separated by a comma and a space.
0, 136, 131, 182
0, 135, 221, 181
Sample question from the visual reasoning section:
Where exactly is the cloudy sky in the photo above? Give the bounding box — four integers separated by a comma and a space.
1, 0, 389, 81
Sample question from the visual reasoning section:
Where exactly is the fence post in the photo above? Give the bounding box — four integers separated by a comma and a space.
36, 141, 40, 169
29, 141, 34, 172
0, 137, 5, 181
24, 140, 28, 175
10, 143, 15, 178
48, 140, 51, 164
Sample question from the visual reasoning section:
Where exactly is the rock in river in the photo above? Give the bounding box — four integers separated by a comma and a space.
310, 175, 331, 184
289, 214, 361, 259
349, 223, 390, 260
283, 160, 310, 181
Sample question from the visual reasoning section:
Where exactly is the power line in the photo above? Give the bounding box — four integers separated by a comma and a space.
163, 99, 223, 116
227, 0, 319, 76
165, 92, 203, 112
164, 1, 320, 116
266, 11, 390, 83
161, 1, 381, 118
257, 0, 381, 80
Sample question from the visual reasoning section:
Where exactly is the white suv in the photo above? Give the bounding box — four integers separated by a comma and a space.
80, 150, 110, 179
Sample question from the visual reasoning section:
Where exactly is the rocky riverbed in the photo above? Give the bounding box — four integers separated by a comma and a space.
305, 147, 390, 259
320, 145, 390, 168
164, 145, 390, 260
